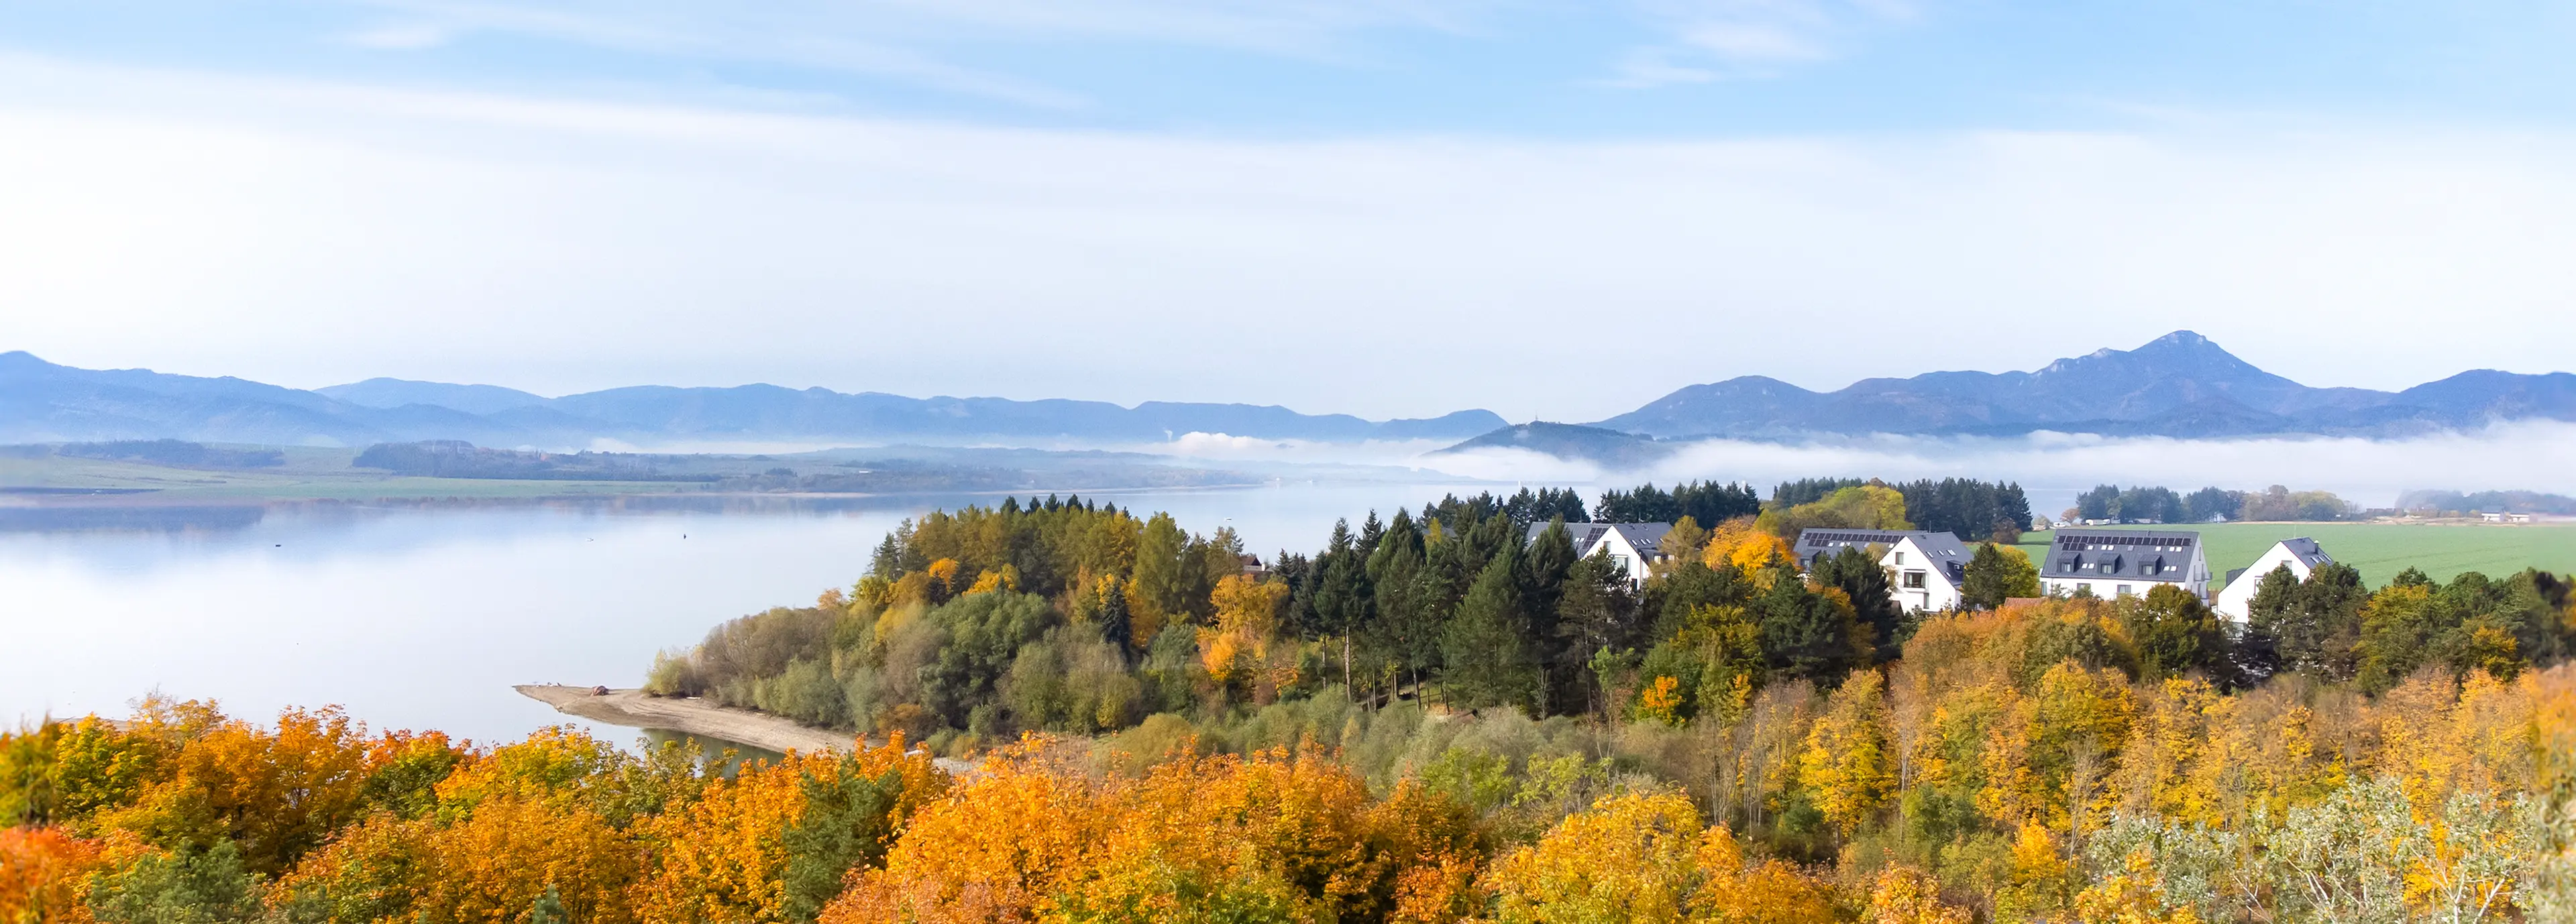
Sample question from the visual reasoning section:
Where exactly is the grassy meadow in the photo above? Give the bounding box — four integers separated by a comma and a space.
2018, 521, 2576, 587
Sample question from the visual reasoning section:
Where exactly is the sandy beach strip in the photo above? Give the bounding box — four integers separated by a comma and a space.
515, 683, 861, 755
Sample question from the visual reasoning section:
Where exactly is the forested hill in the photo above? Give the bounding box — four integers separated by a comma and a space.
1588, 330, 2576, 440
0, 351, 1502, 448
10, 331, 2571, 453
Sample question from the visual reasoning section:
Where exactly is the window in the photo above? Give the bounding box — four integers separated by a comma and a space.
2117, 584, 2133, 597
1894, 551, 1906, 565
1903, 571, 1926, 589
2079, 583, 2094, 593
1611, 555, 1629, 573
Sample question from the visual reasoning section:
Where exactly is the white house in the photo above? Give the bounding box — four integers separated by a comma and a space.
1524, 521, 1674, 586
2040, 530, 2212, 601
1794, 528, 1975, 613
2213, 538, 2333, 622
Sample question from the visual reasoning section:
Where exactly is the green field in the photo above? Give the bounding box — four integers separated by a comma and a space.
2017, 522, 2576, 589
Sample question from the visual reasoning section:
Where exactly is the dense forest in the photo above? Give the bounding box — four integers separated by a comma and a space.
7, 478, 2573, 922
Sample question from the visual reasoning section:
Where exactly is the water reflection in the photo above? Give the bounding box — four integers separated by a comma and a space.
0, 482, 1507, 744
642, 728, 785, 777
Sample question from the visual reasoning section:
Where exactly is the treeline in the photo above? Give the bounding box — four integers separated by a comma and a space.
56, 439, 284, 469
1764, 478, 2031, 542
2400, 488, 2576, 516
8, 638, 2571, 921
353, 441, 717, 481
647, 483, 2572, 753
2074, 483, 2349, 524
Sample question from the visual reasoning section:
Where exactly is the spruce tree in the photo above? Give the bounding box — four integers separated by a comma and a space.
1815, 544, 1905, 659
1442, 555, 1535, 711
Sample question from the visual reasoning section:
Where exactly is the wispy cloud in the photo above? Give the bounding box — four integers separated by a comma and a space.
1609, 0, 1920, 86
351, 1, 1099, 109
4, 55, 2573, 420
341, 22, 458, 50
342, 1, 1519, 107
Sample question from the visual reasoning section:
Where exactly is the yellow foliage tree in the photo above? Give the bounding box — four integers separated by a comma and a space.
1483, 791, 1707, 924
1688, 823, 1839, 924
278, 792, 639, 924
2072, 846, 2203, 924
1979, 662, 2135, 840
1796, 669, 1894, 836
1661, 516, 1712, 566
1481, 791, 1836, 924
1756, 485, 1913, 540
1200, 574, 1291, 689
1864, 864, 1971, 924
631, 752, 830, 924
1702, 518, 1794, 572
965, 565, 1021, 596
1996, 821, 2074, 923
97, 706, 373, 876
827, 741, 1466, 924
825, 743, 1114, 923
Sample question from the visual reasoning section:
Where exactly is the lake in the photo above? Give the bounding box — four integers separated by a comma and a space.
0, 483, 1497, 744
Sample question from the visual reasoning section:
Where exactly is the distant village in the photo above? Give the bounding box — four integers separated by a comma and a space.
1532, 518, 2334, 624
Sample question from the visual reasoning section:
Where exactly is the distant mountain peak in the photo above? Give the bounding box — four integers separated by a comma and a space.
1592, 330, 2570, 441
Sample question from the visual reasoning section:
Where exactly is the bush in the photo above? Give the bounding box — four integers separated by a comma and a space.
758, 658, 849, 728
1002, 626, 1142, 735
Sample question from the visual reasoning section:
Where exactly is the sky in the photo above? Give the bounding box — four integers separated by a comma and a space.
2, 1, 2574, 422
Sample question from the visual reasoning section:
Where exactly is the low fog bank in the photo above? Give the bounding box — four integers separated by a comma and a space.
511, 422, 2576, 517
1409, 421, 2576, 516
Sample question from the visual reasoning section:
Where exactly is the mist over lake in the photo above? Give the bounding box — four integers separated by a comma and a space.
0, 483, 1493, 742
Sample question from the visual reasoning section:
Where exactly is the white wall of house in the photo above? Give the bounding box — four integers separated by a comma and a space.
2043, 576, 2192, 599
2214, 540, 2324, 622
1882, 537, 1963, 612
1593, 530, 1658, 585
2041, 543, 2211, 601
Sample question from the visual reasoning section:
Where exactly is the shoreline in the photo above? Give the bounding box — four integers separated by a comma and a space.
516, 684, 979, 774
517, 684, 857, 756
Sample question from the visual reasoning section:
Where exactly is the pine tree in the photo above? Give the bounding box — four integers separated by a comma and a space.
1443, 555, 1536, 711
529, 884, 568, 924
1814, 544, 1905, 660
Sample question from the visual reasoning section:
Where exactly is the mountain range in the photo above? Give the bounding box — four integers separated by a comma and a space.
4, 331, 2569, 453
0, 351, 1503, 449
1585, 331, 2576, 441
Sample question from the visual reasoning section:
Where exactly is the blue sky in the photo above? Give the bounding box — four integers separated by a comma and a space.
11, 1, 2575, 135
2, 2, 2574, 422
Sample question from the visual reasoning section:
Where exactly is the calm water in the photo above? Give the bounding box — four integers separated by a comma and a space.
1, 483, 1493, 743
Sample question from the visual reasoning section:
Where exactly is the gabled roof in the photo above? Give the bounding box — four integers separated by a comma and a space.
1524, 521, 1613, 551
1796, 528, 1921, 553
1898, 532, 1975, 580
2043, 530, 2200, 581
1599, 522, 1674, 556
2273, 537, 2333, 570
1796, 528, 1975, 579
1524, 521, 1672, 560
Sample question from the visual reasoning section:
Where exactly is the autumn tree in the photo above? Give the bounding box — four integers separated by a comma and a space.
2120, 585, 2226, 681
1796, 669, 1896, 836
1962, 543, 2042, 610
